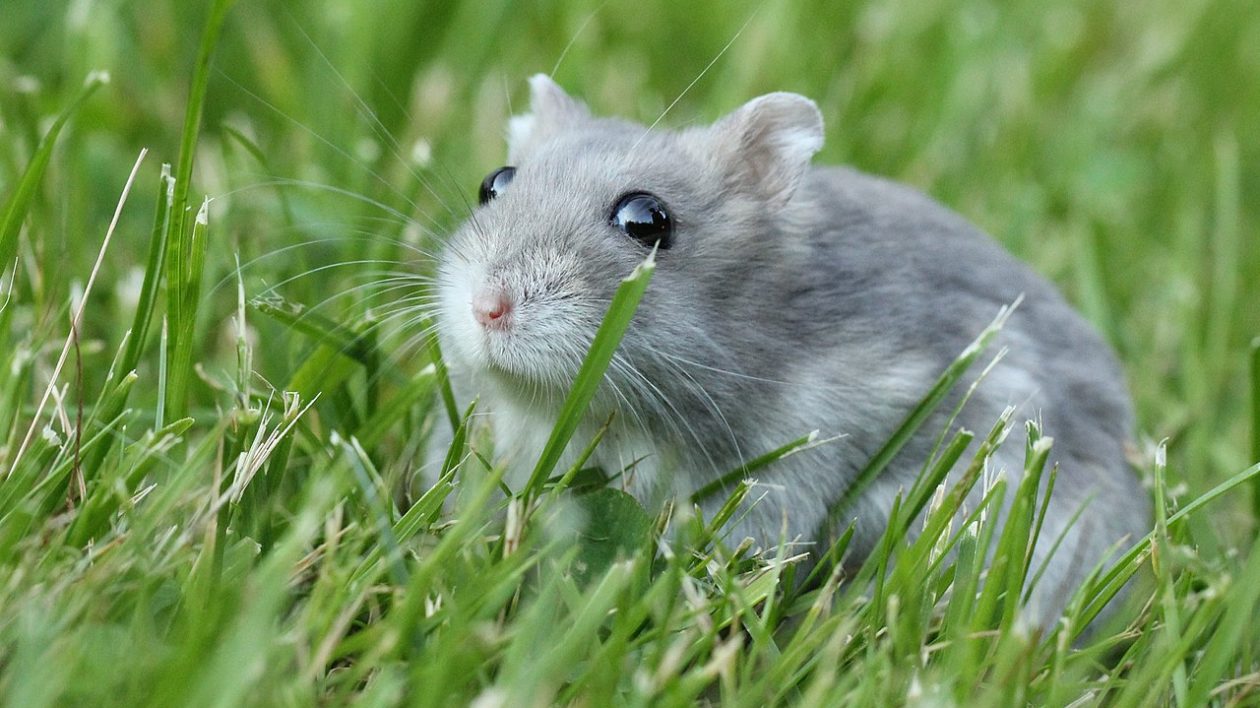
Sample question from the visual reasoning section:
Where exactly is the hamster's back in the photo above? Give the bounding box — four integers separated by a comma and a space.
791, 166, 1147, 621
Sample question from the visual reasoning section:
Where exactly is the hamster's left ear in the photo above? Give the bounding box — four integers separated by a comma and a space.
507, 74, 591, 163
707, 93, 824, 208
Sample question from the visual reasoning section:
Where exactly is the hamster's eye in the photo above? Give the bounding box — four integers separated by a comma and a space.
610, 192, 672, 249
478, 166, 516, 205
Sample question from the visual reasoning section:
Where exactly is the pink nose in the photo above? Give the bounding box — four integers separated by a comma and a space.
472, 290, 513, 329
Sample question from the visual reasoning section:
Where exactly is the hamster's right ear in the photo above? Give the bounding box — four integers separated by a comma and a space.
706, 93, 824, 209
507, 74, 591, 163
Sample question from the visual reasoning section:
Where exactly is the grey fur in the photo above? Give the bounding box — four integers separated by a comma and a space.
432, 75, 1151, 628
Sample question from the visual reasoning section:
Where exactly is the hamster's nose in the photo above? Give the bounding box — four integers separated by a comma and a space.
472, 290, 514, 330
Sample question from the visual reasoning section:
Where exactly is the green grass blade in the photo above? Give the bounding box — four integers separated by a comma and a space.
165, 200, 211, 418
426, 331, 462, 435
523, 252, 656, 497
122, 164, 175, 372
1251, 337, 1259, 520
1150, 440, 1190, 705
825, 298, 1018, 536
690, 431, 824, 504
78, 164, 176, 476
1076, 459, 1260, 632
0, 73, 108, 274
250, 294, 377, 366
163, 0, 237, 419
340, 434, 408, 587
550, 412, 616, 497
355, 364, 437, 448
1185, 521, 1260, 706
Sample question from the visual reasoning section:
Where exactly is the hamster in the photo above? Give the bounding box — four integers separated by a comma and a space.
431, 74, 1150, 626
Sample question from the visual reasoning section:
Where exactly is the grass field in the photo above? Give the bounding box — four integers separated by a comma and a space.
2, 0, 1259, 705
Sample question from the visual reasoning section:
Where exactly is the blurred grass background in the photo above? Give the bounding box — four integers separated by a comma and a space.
3, 0, 1256, 527
1, 0, 1259, 703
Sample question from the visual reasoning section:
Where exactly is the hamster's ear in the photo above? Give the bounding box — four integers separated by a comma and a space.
707, 93, 824, 208
507, 74, 591, 162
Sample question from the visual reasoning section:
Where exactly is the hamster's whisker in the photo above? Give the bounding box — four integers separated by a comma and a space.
215, 262, 415, 332
350, 275, 436, 295
369, 292, 442, 311
213, 69, 447, 230
604, 378, 665, 491
266, 275, 430, 322
315, 287, 435, 323
602, 358, 659, 453
246, 216, 444, 261
645, 342, 802, 388
649, 364, 731, 478
262, 284, 434, 360
207, 236, 432, 298
609, 352, 723, 478
429, 158, 482, 226
378, 309, 443, 343
652, 351, 745, 468
357, 277, 435, 292
218, 177, 445, 236
386, 312, 442, 341
384, 324, 444, 369
242, 274, 424, 337
601, 376, 643, 448
550, 3, 609, 77
631, 4, 761, 151
255, 259, 420, 299
284, 18, 467, 225
611, 357, 711, 480
297, 218, 446, 260
258, 207, 445, 257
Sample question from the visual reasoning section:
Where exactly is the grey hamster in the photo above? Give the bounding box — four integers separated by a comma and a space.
431, 74, 1150, 627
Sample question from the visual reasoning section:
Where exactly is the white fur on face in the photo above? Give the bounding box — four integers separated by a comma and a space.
437, 241, 596, 396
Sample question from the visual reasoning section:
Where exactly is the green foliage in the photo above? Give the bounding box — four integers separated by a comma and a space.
0, 73, 106, 273
524, 255, 655, 498
1, 0, 1258, 705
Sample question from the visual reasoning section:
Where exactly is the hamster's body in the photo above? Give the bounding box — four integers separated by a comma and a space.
432, 75, 1149, 627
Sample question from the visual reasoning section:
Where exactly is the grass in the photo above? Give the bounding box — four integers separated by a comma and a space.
1, 0, 1259, 704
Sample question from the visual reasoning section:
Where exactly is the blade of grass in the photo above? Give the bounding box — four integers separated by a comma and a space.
0, 73, 109, 273
166, 199, 211, 419
1076, 459, 1260, 632
889, 427, 977, 551
164, 0, 238, 419
550, 412, 616, 497
66, 417, 195, 545
426, 330, 462, 435
1251, 337, 1259, 520
250, 294, 377, 365
523, 252, 656, 497
347, 399, 479, 589
123, 164, 175, 372
824, 297, 1018, 535
340, 434, 408, 587
998, 427, 1052, 627
6, 150, 147, 478
79, 165, 176, 476
690, 431, 835, 505
355, 364, 436, 448
1151, 440, 1190, 706
1185, 521, 1260, 706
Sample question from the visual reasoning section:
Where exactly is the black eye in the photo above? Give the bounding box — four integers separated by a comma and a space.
610, 192, 672, 249
478, 166, 516, 205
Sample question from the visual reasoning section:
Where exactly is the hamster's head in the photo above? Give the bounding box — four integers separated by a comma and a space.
436, 74, 824, 410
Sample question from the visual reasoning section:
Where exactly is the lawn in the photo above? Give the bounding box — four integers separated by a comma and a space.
1, 0, 1259, 705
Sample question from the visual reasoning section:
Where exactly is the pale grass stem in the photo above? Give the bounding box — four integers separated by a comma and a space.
6, 149, 148, 477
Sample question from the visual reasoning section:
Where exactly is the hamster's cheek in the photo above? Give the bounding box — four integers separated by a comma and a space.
435, 258, 486, 369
